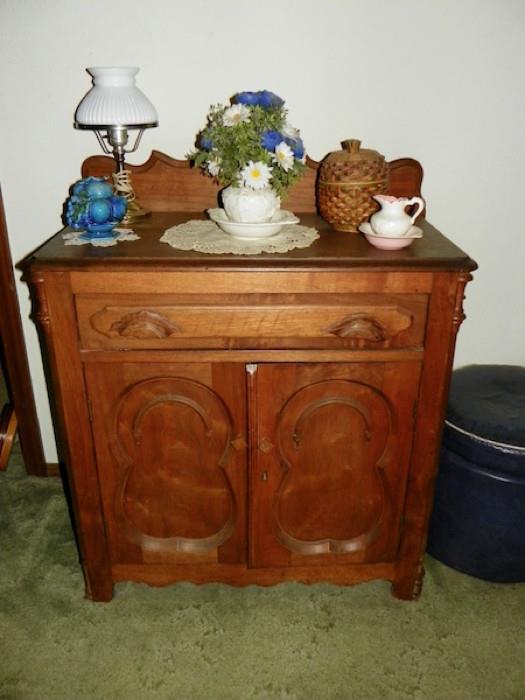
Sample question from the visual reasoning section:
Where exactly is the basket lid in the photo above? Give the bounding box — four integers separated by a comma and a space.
323, 139, 385, 164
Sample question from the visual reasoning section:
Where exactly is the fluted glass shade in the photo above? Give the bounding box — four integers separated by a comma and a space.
75, 67, 158, 128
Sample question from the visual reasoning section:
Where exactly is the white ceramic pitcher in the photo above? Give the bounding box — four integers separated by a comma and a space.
370, 195, 425, 237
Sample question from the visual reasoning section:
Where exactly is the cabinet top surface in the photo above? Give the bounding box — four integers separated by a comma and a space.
26, 213, 476, 272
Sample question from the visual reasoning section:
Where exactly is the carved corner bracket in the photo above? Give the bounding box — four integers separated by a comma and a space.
26, 272, 51, 333
452, 272, 474, 335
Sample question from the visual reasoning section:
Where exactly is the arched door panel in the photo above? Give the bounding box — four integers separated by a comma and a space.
85, 363, 247, 565
250, 362, 421, 567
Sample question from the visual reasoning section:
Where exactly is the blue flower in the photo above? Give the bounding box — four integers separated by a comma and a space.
261, 129, 284, 152
232, 91, 259, 106
257, 91, 285, 108
199, 132, 213, 151
286, 137, 305, 159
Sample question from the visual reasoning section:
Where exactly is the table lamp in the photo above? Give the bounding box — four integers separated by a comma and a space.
74, 66, 158, 223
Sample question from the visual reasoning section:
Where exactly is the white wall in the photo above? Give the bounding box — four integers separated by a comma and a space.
1, 0, 524, 461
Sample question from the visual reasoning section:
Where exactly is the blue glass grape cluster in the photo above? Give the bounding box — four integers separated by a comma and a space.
65, 177, 127, 238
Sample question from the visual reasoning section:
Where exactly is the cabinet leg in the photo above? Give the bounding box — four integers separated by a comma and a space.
391, 562, 425, 601
82, 565, 114, 602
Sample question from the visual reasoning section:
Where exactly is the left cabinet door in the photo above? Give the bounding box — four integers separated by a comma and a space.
84, 362, 248, 566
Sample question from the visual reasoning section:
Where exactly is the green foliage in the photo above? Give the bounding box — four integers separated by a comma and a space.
188, 101, 305, 197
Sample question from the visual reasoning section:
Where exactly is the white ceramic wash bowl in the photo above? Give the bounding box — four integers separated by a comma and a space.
208, 208, 299, 239
358, 222, 423, 250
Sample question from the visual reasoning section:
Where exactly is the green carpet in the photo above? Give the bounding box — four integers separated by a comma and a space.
1, 448, 524, 700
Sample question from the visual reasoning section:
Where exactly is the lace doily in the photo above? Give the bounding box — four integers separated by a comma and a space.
160, 220, 319, 255
62, 228, 139, 247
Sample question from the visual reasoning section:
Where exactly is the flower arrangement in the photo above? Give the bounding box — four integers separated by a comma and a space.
189, 90, 306, 197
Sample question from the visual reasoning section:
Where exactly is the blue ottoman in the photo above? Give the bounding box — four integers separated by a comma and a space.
427, 364, 525, 582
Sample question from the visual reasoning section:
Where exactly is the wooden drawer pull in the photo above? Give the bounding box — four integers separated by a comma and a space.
109, 310, 180, 339
326, 314, 386, 342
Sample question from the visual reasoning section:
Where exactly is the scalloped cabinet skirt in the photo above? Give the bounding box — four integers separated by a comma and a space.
427, 365, 525, 582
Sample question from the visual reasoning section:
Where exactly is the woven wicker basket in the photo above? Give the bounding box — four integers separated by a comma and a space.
318, 139, 388, 232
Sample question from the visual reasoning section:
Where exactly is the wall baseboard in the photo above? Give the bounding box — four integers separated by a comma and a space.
44, 462, 61, 477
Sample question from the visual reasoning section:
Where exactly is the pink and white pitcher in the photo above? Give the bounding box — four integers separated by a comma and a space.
370, 195, 425, 237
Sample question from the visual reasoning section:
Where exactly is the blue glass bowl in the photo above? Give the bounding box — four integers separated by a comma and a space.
80, 222, 120, 240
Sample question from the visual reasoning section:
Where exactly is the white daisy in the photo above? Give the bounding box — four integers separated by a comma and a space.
222, 104, 251, 127
240, 161, 272, 189
281, 122, 300, 140
274, 141, 294, 172
207, 158, 221, 177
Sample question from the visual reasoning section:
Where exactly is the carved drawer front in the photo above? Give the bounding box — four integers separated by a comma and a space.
75, 293, 428, 351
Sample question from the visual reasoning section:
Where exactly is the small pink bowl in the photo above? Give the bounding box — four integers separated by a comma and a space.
359, 221, 422, 250
364, 234, 415, 250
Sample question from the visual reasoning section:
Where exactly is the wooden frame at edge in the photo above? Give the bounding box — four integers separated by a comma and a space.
0, 185, 48, 476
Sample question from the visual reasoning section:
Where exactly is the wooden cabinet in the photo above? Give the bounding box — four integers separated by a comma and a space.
26, 211, 475, 601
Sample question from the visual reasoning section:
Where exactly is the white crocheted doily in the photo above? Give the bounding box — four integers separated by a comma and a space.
62, 228, 139, 247
160, 220, 319, 255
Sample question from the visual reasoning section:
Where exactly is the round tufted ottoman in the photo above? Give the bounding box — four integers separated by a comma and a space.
427, 364, 525, 582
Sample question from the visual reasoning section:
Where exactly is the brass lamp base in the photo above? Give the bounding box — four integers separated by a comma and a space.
112, 169, 149, 225
121, 199, 150, 225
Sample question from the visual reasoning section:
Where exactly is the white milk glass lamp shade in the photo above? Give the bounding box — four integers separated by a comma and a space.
74, 67, 158, 224
75, 67, 158, 128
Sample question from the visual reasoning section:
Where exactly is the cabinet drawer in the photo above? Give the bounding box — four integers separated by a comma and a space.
75, 293, 428, 350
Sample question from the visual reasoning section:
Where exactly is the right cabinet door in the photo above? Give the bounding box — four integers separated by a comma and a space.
249, 361, 422, 568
